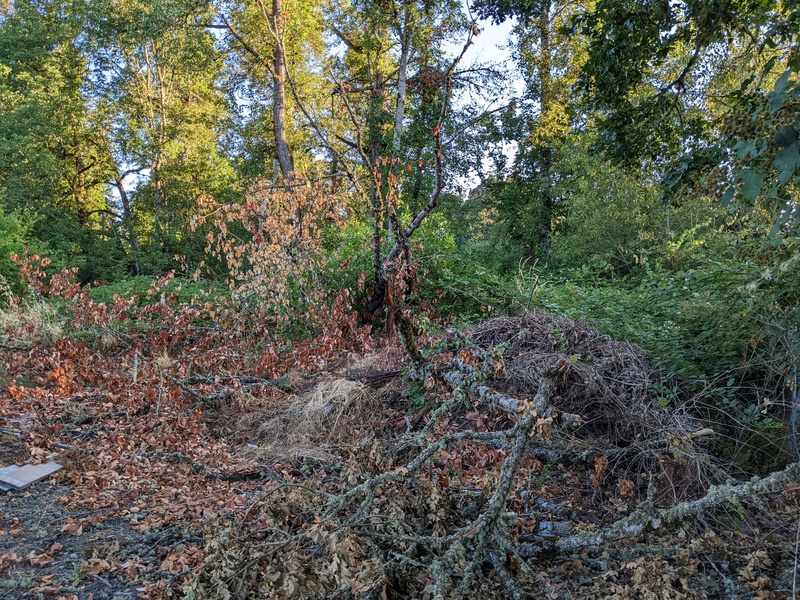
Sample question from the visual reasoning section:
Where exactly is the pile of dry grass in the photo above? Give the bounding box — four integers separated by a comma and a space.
237, 378, 381, 461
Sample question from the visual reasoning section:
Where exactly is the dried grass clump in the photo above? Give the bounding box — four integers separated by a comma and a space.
0, 299, 64, 345
248, 378, 380, 461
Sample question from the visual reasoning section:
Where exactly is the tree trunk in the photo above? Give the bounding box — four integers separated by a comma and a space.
391, 14, 410, 160
273, 0, 293, 180
538, 2, 553, 248
366, 60, 387, 316
114, 172, 142, 275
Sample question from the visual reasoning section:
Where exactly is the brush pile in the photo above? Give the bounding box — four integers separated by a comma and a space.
185, 314, 797, 599
467, 314, 715, 499
471, 313, 660, 445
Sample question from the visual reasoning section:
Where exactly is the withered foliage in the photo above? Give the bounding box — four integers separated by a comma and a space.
193, 180, 344, 313
0, 270, 798, 599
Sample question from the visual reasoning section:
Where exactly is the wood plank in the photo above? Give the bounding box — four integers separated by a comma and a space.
0, 462, 63, 490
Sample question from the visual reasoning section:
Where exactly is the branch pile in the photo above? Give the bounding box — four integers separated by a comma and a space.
185, 315, 798, 599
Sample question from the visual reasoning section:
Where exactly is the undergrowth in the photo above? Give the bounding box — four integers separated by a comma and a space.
512, 250, 798, 473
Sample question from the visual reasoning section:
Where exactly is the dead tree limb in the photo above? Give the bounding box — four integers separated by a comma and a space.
518, 461, 800, 559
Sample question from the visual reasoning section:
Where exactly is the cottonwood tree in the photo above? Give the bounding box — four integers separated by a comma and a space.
190, 0, 494, 336
218, 0, 487, 319
473, 0, 593, 258
212, 0, 329, 182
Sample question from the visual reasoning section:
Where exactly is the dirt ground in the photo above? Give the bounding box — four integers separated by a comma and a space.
0, 483, 142, 599
0, 435, 162, 600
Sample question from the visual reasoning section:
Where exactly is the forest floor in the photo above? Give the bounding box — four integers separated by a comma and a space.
1, 300, 799, 599
0, 478, 144, 599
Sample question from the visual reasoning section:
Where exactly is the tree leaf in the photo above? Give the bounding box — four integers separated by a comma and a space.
733, 139, 758, 160
774, 125, 798, 148
721, 185, 736, 208
774, 67, 792, 94
774, 143, 800, 185
739, 172, 765, 202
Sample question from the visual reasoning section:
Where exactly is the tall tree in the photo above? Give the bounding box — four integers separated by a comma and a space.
0, 0, 113, 269
215, 0, 328, 182
474, 0, 591, 257
271, 0, 293, 179
86, 0, 237, 271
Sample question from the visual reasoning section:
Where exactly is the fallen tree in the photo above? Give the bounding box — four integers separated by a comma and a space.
521, 459, 800, 560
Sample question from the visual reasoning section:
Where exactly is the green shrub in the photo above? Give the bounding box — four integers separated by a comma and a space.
88, 276, 226, 307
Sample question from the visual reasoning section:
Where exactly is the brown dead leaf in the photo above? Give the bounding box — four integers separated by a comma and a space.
27, 549, 55, 566
86, 558, 112, 575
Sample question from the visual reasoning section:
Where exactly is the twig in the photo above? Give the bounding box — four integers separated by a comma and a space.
706, 554, 741, 599
328, 424, 522, 518
453, 411, 537, 596
86, 572, 112, 587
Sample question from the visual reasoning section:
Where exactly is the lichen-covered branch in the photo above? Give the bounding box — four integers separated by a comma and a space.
517, 461, 800, 558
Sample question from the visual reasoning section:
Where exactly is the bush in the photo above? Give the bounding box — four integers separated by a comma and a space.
0, 205, 54, 297
88, 276, 226, 307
